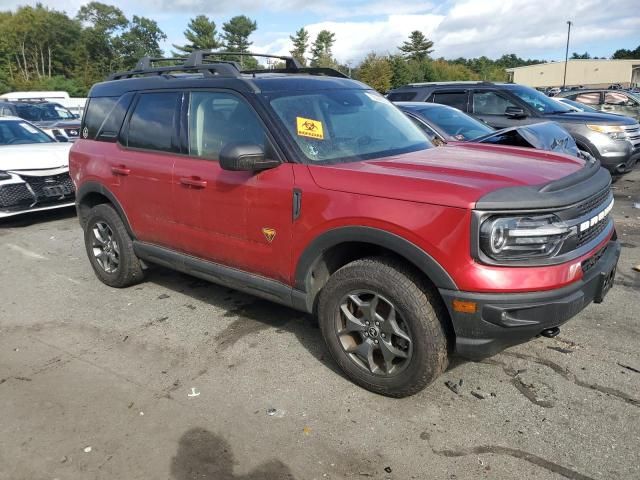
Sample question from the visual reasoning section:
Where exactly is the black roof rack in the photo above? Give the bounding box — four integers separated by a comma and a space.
108, 50, 347, 80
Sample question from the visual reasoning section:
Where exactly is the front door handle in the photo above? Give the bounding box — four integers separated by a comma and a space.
180, 177, 207, 189
111, 165, 130, 176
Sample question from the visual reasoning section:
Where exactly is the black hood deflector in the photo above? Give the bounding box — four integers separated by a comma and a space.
476, 159, 611, 211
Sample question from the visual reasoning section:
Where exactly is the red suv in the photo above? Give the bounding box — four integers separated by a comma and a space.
70, 52, 620, 397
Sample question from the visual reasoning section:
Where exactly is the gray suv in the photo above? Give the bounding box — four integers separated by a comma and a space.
555, 89, 640, 121
387, 82, 640, 175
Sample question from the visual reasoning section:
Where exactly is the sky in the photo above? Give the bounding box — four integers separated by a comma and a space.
1, 0, 639, 64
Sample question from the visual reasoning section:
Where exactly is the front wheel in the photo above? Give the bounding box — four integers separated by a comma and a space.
317, 257, 449, 397
83, 203, 144, 288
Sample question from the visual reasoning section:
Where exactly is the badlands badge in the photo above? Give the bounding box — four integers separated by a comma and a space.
262, 227, 276, 243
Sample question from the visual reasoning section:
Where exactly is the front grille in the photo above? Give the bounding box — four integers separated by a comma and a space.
20, 173, 75, 205
576, 216, 610, 248
623, 124, 640, 148
574, 187, 610, 217
0, 183, 34, 209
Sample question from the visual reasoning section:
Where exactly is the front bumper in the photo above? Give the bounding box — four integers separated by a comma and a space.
0, 172, 76, 218
439, 239, 621, 359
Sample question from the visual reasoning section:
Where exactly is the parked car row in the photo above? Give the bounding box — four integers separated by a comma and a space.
0, 98, 81, 141
387, 81, 640, 176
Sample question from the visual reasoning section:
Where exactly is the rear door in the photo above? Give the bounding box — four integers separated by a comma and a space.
113, 91, 181, 247
171, 90, 294, 283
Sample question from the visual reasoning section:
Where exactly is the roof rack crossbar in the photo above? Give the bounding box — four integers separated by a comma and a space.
108, 51, 322, 80
244, 67, 348, 79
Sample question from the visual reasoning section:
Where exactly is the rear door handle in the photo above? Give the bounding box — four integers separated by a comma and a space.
111, 165, 130, 176
180, 177, 207, 189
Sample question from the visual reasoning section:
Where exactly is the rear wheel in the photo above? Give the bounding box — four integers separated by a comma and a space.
318, 257, 449, 397
84, 204, 144, 288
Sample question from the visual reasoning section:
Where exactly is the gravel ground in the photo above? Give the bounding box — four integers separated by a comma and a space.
1, 167, 639, 480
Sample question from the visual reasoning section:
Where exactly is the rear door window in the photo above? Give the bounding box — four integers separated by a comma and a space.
428, 91, 468, 112
573, 92, 602, 105
127, 92, 180, 153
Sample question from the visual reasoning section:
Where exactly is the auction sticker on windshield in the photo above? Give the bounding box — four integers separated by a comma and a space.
296, 117, 324, 140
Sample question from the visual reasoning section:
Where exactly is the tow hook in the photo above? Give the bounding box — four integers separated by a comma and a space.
540, 327, 560, 338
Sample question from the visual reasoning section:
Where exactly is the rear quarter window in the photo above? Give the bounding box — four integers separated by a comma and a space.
83, 95, 133, 142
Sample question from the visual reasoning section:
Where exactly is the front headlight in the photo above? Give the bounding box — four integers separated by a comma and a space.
0, 170, 11, 180
479, 214, 571, 262
586, 124, 626, 140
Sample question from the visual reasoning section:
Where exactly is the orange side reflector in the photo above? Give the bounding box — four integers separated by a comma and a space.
452, 299, 477, 314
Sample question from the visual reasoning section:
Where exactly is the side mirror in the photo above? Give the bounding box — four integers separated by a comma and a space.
54, 135, 69, 143
219, 143, 279, 172
505, 106, 527, 118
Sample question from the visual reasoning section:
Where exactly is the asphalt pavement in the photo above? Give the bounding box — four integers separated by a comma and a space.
1, 168, 639, 480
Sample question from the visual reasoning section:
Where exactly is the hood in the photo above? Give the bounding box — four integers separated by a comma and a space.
473, 121, 579, 157
543, 110, 636, 125
308, 144, 585, 209
0, 143, 71, 174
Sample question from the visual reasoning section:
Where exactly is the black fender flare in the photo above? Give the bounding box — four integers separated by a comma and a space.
294, 226, 457, 292
76, 182, 135, 238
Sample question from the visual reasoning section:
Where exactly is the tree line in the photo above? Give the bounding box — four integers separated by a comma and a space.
0, 3, 637, 96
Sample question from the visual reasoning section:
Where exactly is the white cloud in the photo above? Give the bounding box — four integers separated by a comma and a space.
254, 14, 445, 63
254, 0, 640, 63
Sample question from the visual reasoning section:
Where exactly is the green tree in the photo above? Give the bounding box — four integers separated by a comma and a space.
389, 54, 412, 88
612, 45, 640, 59
357, 53, 392, 93
310, 30, 336, 67
289, 27, 309, 66
77, 2, 127, 34
117, 16, 167, 70
172, 15, 220, 55
399, 31, 434, 61
222, 15, 258, 67
571, 52, 591, 59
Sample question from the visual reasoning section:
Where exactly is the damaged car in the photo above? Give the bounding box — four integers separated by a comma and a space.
397, 102, 588, 159
0, 117, 75, 219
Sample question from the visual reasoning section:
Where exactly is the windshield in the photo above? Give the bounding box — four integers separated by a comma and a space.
15, 103, 75, 122
413, 105, 493, 140
264, 89, 431, 164
0, 120, 54, 145
510, 86, 573, 114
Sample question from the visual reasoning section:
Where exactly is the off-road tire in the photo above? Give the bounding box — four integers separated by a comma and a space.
318, 256, 449, 397
84, 203, 144, 288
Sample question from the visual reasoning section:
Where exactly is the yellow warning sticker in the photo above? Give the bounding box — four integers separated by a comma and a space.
296, 117, 324, 140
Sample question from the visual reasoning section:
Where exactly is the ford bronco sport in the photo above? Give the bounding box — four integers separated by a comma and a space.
70, 52, 620, 397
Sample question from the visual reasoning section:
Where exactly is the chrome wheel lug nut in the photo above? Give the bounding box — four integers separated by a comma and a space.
375, 321, 379, 326
374, 339, 379, 344
365, 321, 370, 325
381, 333, 386, 338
